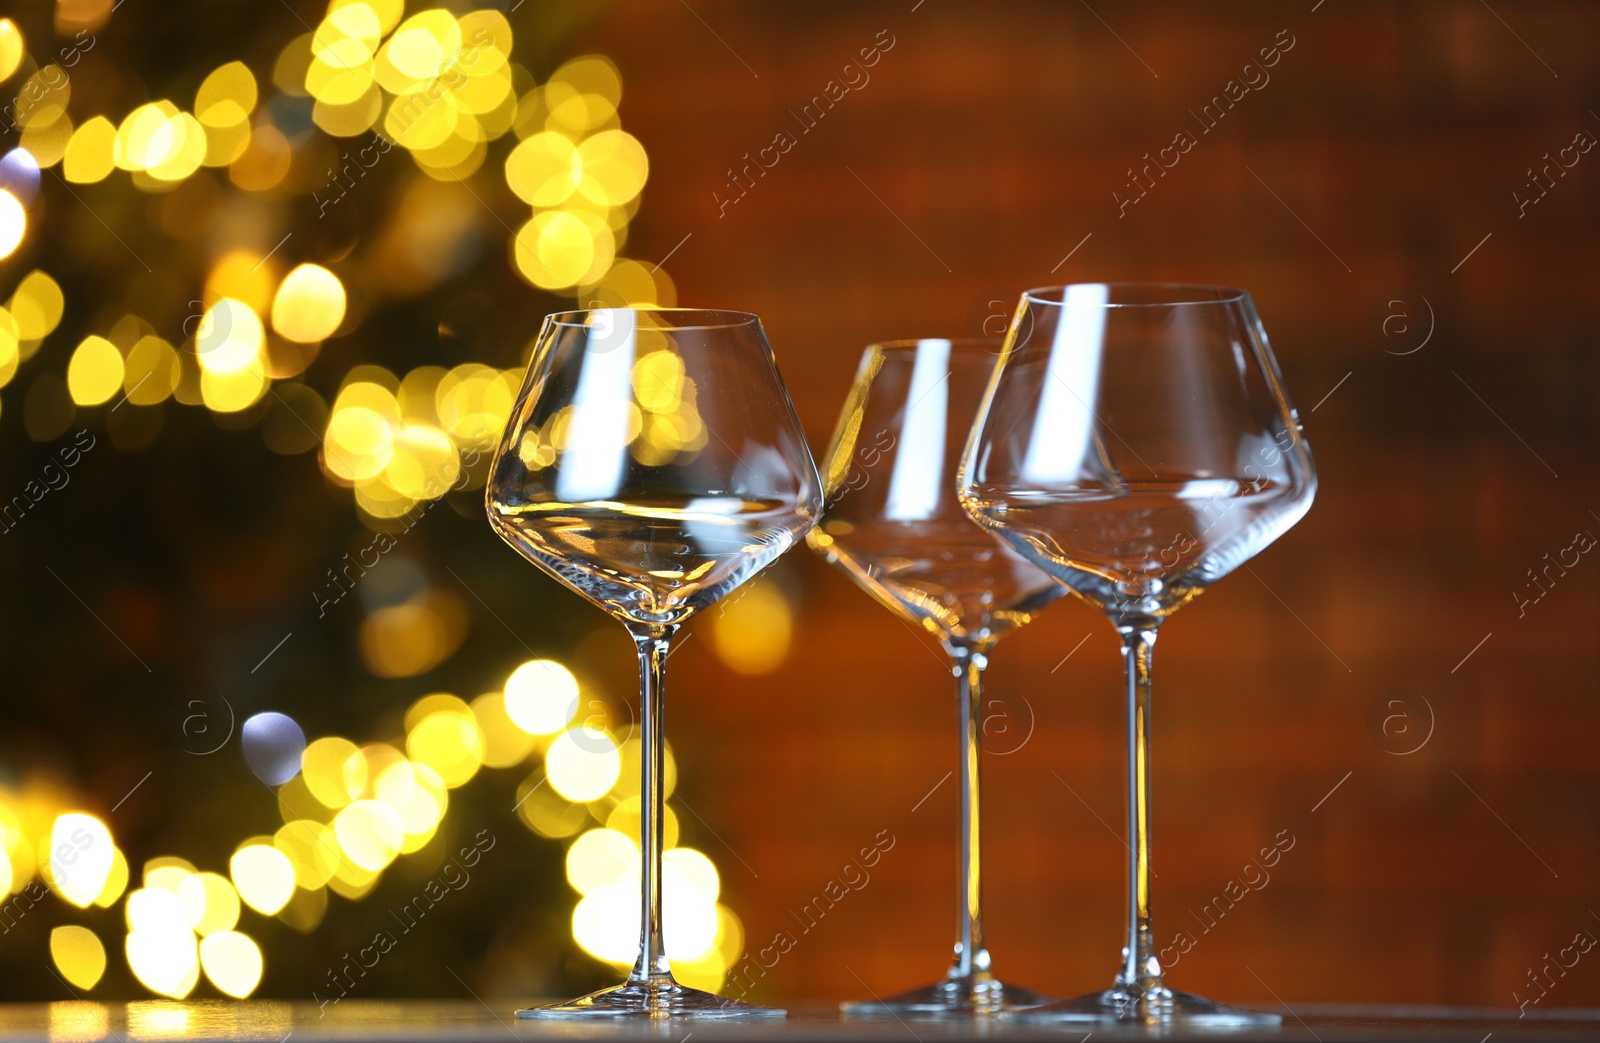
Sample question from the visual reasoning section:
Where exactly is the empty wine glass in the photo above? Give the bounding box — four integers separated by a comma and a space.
486, 307, 822, 1019
958, 284, 1316, 1026
809, 339, 1064, 1016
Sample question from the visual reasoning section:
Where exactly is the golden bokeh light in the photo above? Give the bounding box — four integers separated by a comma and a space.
574, 129, 648, 206
665, 847, 720, 903
306, 38, 376, 107
126, 886, 186, 933
301, 737, 366, 809
374, 760, 447, 846
605, 796, 678, 850
55, 0, 113, 35
0, 20, 22, 84
16, 66, 69, 129
565, 827, 636, 896
632, 350, 685, 413
271, 264, 347, 343
664, 887, 722, 966
67, 336, 126, 407
195, 297, 265, 374
8, 269, 64, 344
145, 866, 202, 931
0, 310, 17, 390
505, 132, 579, 207
228, 123, 290, 191
94, 847, 129, 907
324, 404, 394, 481
545, 727, 621, 803
229, 843, 295, 915
205, 252, 275, 314
515, 770, 589, 839
65, 118, 119, 185
571, 882, 640, 966
147, 114, 208, 182
195, 62, 258, 130
22, 114, 74, 169
332, 798, 404, 871
200, 357, 268, 413
615, 737, 676, 801
470, 692, 537, 768
330, 0, 403, 36
182, 872, 241, 936
124, 336, 182, 405
709, 579, 794, 675
125, 929, 199, 1000
279, 875, 330, 933
512, 209, 614, 290
570, 863, 721, 968
0, 190, 24, 259
384, 422, 459, 497
359, 591, 468, 678
503, 659, 579, 735
380, 10, 462, 87
319, 0, 384, 47
50, 926, 106, 991
113, 102, 176, 172
198, 930, 263, 998
275, 819, 340, 891
48, 812, 114, 907
406, 707, 485, 788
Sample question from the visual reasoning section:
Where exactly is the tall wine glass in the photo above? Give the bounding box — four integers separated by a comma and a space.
809, 339, 1064, 1016
958, 285, 1316, 1026
486, 307, 822, 1019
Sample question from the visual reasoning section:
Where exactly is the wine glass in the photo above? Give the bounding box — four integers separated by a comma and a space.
958, 284, 1316, 1026
808, 339, 1065, 1016
486, 307, 822, 1019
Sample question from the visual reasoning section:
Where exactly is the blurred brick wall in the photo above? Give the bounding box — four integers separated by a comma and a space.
581, 0, 1600, 1011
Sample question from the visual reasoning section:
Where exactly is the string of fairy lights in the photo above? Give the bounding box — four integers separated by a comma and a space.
0, 0, 799, 1000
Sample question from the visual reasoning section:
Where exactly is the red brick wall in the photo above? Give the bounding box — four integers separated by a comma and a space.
585, 0, 1600, 1011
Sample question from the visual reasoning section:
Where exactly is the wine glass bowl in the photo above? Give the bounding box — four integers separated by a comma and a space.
489, 308, 819, 629
962, 284, 1315, 627
487, 307, 821, 1019
809, 338, 1064, 1016
959, 285, 1316, 1026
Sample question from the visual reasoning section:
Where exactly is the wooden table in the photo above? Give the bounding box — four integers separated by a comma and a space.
5, 1001, 1600, 1042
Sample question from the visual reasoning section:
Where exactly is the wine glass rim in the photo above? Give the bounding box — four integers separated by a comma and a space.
866, 337, 1002, 357
544, 306, 761, 331
1022, 282, 1250, 308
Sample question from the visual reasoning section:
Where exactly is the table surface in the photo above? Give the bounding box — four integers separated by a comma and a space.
4, 1001, 1600, 1043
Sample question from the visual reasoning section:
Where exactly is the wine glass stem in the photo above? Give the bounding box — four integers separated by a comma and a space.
626, 622, 678, 986
1117, 625, 1163, 996
947, 644, 992, 983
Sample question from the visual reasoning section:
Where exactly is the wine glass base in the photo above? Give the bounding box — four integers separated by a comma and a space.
843, 978, 1056, 1017
1005, 986, 1281, 1026
517, 981, 786, 1020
